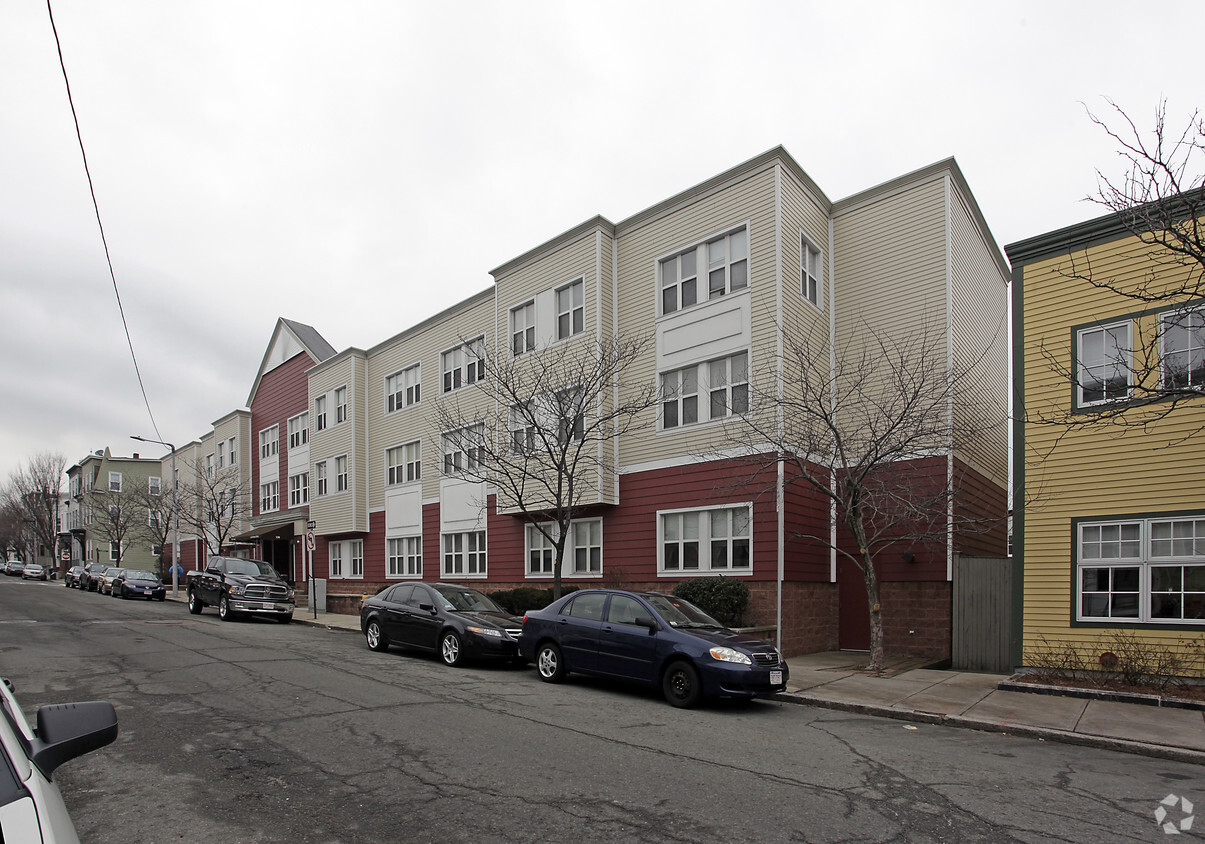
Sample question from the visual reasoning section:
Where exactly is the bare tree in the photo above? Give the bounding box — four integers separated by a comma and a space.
728, 323, 1005, 673
7, 452, 67, 566
83, 487, 145, 565
1037, 100, 1205, 429
174, 460, 250, 558
0, 493, 28, 560
434, 335, 659, 599
127, 476, 176, 578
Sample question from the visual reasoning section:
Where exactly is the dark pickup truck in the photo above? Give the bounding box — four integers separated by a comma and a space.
186, 556, 294, 623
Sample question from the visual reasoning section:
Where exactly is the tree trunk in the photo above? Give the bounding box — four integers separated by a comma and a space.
862, 550, 885, 673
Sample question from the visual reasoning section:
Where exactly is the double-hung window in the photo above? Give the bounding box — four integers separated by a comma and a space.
802, 236, 822, 306
557, 388, 584, 444
442, 531, 486, 577
315, 396, 327, 431
441, 425, 484, 476
1078, 322, 1131, 406
109, 472, 122, 492
556, 279, 584, 339
387, 536, 422, 578
315, 461, 328, 496
350, 540, 364, 577
511, 301, 536, 356
288, 413, 309, 449
661, 351, 750, 429
227, 437, 237, 465
335, 386, 348, 424
289, 473, 309, 506
329, 543, 343, 578
525, 520, 604, 578
708, 352, 749, 420
206, 454, 215, 477
335, 455, 348, 492
661, 365, 699, 428
259, 427, 278, 458
441, 338, 486, 393
660, 505, 752, 574
1161, 306, 1205, 391
510, 403, 537, 455
148, 476, 161, 496
260, 481, 279, 513
660, 226, 748, 315
327, 540, 362, 579
386, 441, 421, 485
1078, 515, 1205, 624
216, 442, 225, 468
386, 363, 421, 412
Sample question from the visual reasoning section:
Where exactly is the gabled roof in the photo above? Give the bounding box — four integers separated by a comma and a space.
246, 318, 336, 408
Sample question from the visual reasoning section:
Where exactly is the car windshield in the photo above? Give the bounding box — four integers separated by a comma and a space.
643, 594, 726, 629
433, 586, 505, 613
222, 559, 279, 578
107, 569, 125, 578
126, 571, 157, 581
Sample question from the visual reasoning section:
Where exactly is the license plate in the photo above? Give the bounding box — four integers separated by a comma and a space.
770, 670, 783, 685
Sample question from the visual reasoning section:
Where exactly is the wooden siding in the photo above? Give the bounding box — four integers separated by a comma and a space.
307, 353, 365, 535
1019, 227, 1205, 658
250, 352, 314, 523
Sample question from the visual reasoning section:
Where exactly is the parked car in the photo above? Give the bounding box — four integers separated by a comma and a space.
111, 570, 166, 601
96, 568, 126, 596
360, 582, 524, 666
21, 563, 47, 581
63, 566, 85, 589
78, 563, 110, 592
0, 676, 119, 843
517, 589, 789, 708
4, 560, 25, 576
187, 556, 294, 623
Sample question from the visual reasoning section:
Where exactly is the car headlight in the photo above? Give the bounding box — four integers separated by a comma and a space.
467, 626, 503, 638
709, 647, 752, 665
230, 584, 246, 596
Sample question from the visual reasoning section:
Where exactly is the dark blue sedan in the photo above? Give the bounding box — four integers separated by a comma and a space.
517, 589, 788, 708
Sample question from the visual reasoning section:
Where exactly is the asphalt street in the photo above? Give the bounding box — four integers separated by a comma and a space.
0, 576, 1197, 843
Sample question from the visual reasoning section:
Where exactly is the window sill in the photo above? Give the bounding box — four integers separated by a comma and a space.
657, 568, 752, 577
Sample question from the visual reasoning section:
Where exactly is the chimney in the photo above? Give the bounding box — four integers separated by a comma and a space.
133, 453, 140, 459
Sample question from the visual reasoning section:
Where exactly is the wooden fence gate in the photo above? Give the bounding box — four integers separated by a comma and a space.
951, 556, 1013, 673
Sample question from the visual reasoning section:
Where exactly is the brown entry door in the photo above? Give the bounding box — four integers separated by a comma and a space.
837, 558, 870, 651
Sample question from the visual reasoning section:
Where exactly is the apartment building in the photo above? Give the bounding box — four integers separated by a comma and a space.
66, 447, 164, 573
296, 147, 1009, 658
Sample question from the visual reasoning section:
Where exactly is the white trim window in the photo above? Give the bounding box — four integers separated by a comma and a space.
315, 396, 327, 431
1078, 322, 1131, 406
228, 437, 237, 466
335, 386, 348, 424
335, 455, 349, 492
315, 461, 328, 496
217, 442, 225, 468
441, 425, 485, 476
556, 279, 584, 340
386, 441, 421, 486
662, 352, 749, 429
350, 540, 364, 577
511, 301, 536, 357
329, 542, 343, 578
327, 540, 363, 579
387, 536, 423, 578
802, 235, 822, 307
206, 454, 215, 478
259, 426, 279, 458
660, 226, 748, 315
109, 472, 122, 492
557, 387, 584, 444
148, 476, 161, 496
288, 413, 309, 449
109, 541, 120, 562
708, 352, 749, 421
661, 364, 699, 429
527, 527, 555, 575
1161, 306, 1205, 391
659, 504, 752, 574
288, 473, 309, 507
149, 509, 162, 529
1078, 515, 1205, 624
442, 531, 486, 577
386, 363, 421, 413
441, 337, 486, 393
510, 403, 536, 455
260, 481, 279, 513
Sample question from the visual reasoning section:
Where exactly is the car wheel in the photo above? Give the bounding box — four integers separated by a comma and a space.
662, 660, 702, 709
365, 620, 388, 652
535, 642, 565, 683
277, 613, 292, 624
187, 589, 203, 614
439, 631, 463, 667
218, 595, 233, 621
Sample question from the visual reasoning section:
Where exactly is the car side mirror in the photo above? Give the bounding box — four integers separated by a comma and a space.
634, 616, 659, 632
25, 701, 119, 779
419, 602, 436, 614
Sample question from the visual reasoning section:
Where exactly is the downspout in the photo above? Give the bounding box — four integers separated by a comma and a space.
774, 166, 784, 657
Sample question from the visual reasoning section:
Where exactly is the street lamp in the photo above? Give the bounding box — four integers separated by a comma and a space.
131, 435, 179, 598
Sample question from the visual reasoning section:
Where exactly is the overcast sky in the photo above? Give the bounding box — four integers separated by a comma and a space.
3, 1, 1202, 482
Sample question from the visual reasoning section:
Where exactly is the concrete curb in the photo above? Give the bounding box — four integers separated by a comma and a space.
997, 679, 1205, 712
776, 691, 1205, 766
293, 615, 359, 633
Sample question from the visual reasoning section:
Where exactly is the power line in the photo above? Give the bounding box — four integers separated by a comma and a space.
46, 0, 163, 446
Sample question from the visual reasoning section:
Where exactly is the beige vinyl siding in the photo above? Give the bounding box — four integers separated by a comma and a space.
615, 165, 778, 470
212, 411, 251, 536
949, 183, 1009, 487
1021, 230, 1205, 658
308, 353, 366, 535
366, 293, 494, 508
494, 229, 601, 337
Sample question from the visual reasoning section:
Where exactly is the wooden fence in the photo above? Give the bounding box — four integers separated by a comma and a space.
951, 555, 1013, 673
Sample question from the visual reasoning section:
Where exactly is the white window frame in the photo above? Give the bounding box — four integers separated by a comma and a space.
289, 473, 309, 507
802, 234, 822, 308
707, 352, 750, 422
228, 437, 237, 466
314, 396, 327, 431
329, 542, 343, 578
442, 531, 487, 578
350, 539, 364, 578
511, 301, 536, 357
335, 455, 349, 493
206, 454, 215, 478
662, 351, 749, 430
525, 519, 603, 579
659, 225, 749, 316
386, 441, 421, 486
216, 441, 225, 468
260, 481, 279, 513
288, 413, 309, 449
148, 476, 161, 496
335, 386, 348, 424
657, 503, 753, 576
1077, 515, 1205, 625
387, 536, 423, 579
441, 425, 485, 476
1077, 321, 1132, 407
109, 472, 122, 493
386, 363, 421, 413
441, 337, 486, 394
556, 278, 585, 340
1160, 305, 1205, 391
109, 541, 120, 562
315, 461, 328, 496
259, 426, 279, 459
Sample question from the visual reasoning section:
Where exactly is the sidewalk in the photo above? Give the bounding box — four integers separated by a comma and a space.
288, 607, 1205, 765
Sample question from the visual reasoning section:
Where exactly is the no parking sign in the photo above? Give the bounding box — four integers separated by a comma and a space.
306, 531, 315, 551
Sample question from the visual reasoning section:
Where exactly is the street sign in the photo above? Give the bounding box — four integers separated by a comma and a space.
306, 531, 315, 551
306, 520, 316, 530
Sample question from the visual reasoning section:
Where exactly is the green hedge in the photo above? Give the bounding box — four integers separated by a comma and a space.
672, 577, 749, 627
488, 585, 577, 615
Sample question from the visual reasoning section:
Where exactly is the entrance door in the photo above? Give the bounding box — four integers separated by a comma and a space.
837, 558, 870, 651
265, 539, 292, 583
